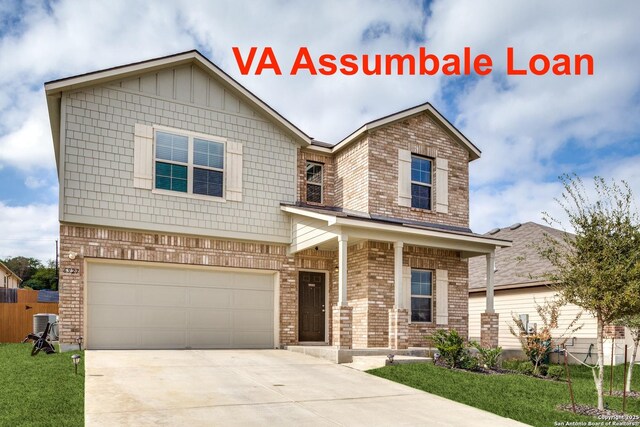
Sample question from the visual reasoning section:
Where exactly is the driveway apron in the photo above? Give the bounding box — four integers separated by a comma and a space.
85, 349, 529, 426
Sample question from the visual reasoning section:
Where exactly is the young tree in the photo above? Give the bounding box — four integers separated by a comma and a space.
509, 298, 582, 375
615, 315, 640, 393
539, 175, 640, 410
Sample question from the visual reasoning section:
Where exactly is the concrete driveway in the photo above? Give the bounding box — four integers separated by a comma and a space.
85, 350, 527, 426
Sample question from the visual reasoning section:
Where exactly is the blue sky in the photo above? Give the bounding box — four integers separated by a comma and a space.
1, 0, 639, 261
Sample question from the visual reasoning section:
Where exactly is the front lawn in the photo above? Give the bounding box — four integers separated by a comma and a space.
0, 343, 84, 426
369, 362, 640, 427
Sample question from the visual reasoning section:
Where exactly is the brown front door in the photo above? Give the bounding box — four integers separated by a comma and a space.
298, 272, 326, 342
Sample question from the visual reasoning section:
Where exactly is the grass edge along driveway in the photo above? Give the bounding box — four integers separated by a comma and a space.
0, 343, 84, 427
369, 362, 639, 427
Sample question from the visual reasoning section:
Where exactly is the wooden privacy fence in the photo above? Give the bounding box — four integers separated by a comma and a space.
0, 289, 59, 343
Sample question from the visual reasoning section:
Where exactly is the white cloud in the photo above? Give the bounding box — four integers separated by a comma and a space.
24, 176, 46, 189
0, 202, 58, 263
0, 0, 639, 260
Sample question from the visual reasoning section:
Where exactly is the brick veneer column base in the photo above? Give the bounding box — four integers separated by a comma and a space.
480, 312, 499, 348
332, 305, 353, 349
388, 308, 409, 350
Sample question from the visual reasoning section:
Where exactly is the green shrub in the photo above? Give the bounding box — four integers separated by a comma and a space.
538, 364, 549, 376
517, 361, 535, 375
429, 329, 467, 368
460, 353, 480, 371
547, 365, 565, 380
501, 358, 522, 371
470, 341, 503, 368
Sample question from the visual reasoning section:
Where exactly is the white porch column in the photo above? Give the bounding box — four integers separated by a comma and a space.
485, 250, 495, 313
394, 241, 404, 308
338, 234, 348, 306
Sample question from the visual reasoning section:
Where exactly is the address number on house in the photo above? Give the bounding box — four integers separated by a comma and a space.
63, 268, 80, 274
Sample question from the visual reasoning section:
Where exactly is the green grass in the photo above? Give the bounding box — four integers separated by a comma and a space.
369, 361, 640, 427
0, 343, 84, 427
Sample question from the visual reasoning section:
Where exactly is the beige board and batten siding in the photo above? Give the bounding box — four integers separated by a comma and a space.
469, 287, 597, 356
61, 63, 297, 243
85, 261, 276, 350
290, 216, 339, 253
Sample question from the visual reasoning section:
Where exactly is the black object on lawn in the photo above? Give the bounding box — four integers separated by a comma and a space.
22, 322, 57, 356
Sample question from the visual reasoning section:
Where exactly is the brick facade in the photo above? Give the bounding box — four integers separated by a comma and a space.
603, 325, 626, 340
388, 308, 409, 350
53, 55, 491, 353
298, 149, 335, 206
480, 312, 500, 348
58, 224, 336, 347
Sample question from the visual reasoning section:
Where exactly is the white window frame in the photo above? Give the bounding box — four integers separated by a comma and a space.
152, 125, 227, 202
305, 161, 324, 204
411, 154, 432, 210
410, 268, 433, 323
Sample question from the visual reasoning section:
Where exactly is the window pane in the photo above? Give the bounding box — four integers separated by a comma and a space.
411, 270, 432, 296
306, 163, 323, 184
411, 184, 431, 209
193, 168, 223, 197
156, 131, 188, 163
194, 138, 224, 169
306, 183, 322, 203
411, 156, 432, 184
155, 162, 187, 193
411, 298, 432, 322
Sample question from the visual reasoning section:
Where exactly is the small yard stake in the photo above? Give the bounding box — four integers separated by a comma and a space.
609, 338, 615, 395
563, 347, 576, 413
623, 345, 628, 414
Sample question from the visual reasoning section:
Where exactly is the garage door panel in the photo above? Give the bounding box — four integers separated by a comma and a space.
187, 309, 231, 328
87, 263, 275, 350
138, 267, 187, 286
232, 310, 273, 331
188, 331, 232, 348
232, 273, 273, 290
188, 287, 232, 308
138, 307, 187, 328
90, 283, 138, 306
88, 263, 139, 283
89, 306, 138, 328
136, 285, 187, 307
139, 330, 187, 348
232, 290, 273, 309
233, 331, 273, 348
90, 329, 138, 349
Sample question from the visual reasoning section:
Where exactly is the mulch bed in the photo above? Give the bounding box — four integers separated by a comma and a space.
610, 390, 640, 398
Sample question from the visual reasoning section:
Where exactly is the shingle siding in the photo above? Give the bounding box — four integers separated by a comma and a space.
62, 80, 297, 242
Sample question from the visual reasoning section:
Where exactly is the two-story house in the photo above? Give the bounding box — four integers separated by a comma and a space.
45, 50, 509, 353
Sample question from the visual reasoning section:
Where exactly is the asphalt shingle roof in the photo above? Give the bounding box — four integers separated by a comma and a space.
468, 222, 568, 290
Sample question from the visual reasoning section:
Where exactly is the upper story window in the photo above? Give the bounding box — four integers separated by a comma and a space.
155, 130, 224, 198
411, 269, 432, 322
306, 161, 323, 203
411, 155, 432, 210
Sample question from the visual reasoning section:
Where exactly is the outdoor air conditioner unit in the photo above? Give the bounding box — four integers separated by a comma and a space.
33, 313, 59, 341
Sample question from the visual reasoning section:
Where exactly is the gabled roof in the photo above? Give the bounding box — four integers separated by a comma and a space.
311, 102, 481, 161
0, 261, 22, 283
45, 50, 312, 166
468, 221, 569, 291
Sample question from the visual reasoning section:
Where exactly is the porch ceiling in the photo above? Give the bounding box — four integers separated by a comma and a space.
281, 205, 511, 257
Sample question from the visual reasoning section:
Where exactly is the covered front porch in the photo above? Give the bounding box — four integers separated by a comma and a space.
282, 204, 511, 352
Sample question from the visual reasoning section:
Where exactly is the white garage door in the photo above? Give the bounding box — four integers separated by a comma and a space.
86, 262, 275, 350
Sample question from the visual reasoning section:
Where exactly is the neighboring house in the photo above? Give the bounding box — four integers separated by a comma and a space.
45, 50, 510, 352
1, 261, 21, 289
468, 222, 636, 364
